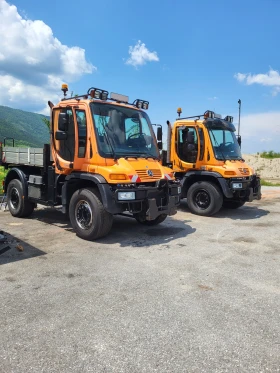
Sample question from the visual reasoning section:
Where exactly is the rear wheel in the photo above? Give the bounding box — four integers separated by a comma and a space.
135, 214, 167, 226
7, 179, 35, 217
187, 181, 223, 216
223, 200, 246, 209
69, 188, 113, 240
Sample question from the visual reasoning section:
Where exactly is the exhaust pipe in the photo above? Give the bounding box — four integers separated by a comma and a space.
166, 120, 172, 164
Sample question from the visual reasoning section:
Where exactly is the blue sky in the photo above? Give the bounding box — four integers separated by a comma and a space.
0, 0, 280, 153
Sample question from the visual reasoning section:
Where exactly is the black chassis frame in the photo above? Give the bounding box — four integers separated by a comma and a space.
179, 170, 261, 202
63, 173, 180, 220
3, 167, 181, 221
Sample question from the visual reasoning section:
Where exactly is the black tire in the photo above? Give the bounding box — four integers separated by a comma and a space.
7, 179, 35, 218
187, 181, 223, 216
135, 214, 167, 226
223, 200, 246, 209
69, 187, 113, 240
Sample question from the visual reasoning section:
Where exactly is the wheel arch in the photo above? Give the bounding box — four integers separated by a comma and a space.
4, 168, 28, 197
61, 173, 109, 212
180, 171, 233, 199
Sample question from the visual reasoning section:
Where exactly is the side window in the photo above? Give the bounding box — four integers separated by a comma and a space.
75, 110, 87, 158
53, 108, 75, 162
177, 127, 198, 163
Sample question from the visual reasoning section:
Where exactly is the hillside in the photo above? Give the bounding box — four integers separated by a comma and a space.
0, 105, 50, 147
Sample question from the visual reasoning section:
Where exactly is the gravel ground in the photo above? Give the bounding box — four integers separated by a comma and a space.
0, 189, 280, 373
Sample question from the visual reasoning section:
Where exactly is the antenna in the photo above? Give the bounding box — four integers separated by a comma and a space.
238, 99, 241, 137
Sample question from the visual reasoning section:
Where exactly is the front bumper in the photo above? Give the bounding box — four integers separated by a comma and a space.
227, 175, 261, 202
100, 179, 181, 220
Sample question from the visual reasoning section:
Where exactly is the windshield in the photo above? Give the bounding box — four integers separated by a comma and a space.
208, 129, 242, 160
90, 103, 159, 159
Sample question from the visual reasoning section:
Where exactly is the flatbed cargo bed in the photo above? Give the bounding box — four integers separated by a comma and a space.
1, 147, 51, 167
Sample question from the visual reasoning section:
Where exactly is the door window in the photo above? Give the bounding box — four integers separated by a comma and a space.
75, 110, 87, 158
53, 108, 75, 162
177, 127, 198, 163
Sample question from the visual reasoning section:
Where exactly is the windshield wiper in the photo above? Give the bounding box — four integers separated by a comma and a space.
124, 152, 158, 160
142, 153, 159, 160
123, 154, 140, 159
229, 156, 244, 161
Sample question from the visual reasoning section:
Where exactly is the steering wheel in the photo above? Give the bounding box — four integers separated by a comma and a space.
128, 132, 143, 139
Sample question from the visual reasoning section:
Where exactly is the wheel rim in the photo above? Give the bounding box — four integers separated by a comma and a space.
75, 200, 93, 230
10, 187, 20, 210
193, 189, 211, 210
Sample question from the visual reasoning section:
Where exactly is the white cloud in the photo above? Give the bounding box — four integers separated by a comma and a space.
125, 40, 159, 67
260, 138, 272, 143
234, 68, 280, 95
0, 0, 95, 112
208, 96, 218, 100
238, 112, 280, 153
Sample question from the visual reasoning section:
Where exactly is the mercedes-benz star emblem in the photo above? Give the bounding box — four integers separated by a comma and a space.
147, 170, 153, 177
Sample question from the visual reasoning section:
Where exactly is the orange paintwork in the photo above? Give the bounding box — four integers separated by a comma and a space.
51, 98, 173, 183
170, 119, 255, 179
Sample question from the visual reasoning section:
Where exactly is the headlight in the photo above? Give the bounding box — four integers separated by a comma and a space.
178, 186, 182, 194
232, 182, 243, 189
118, 191, 136, 200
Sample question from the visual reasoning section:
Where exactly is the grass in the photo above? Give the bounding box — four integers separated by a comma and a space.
260, 179, 280, 187
260, 151, 280, 159
0, 166, 5, 186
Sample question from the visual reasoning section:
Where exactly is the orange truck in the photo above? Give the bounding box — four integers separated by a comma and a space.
163, 109, 261, 216
1, 85, 181, 240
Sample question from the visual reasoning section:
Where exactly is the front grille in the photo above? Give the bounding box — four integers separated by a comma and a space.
238, 168, 250, 175
136, 169, 162, 181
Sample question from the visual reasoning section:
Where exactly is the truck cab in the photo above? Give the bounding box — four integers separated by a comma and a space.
1, 85, 181, 240
165, 110, 261, 216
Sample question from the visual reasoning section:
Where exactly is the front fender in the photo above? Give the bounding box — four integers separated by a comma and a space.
62, 172, 121, 213
4, 168, 29, 197
181, 171, 233, 199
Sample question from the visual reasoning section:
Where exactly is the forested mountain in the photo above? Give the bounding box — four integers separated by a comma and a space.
0, 105, 50, 147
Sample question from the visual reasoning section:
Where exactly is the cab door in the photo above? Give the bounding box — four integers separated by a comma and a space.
175, 126, 199, 169
72, 107, 89, 171
52, 107, 75, 174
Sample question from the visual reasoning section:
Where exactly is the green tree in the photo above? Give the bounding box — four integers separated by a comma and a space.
42, 117, 50, 131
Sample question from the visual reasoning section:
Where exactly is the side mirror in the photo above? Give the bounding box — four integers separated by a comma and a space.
55, 131, 68, 141
157, 126, 163, 142
157, 141, 163, 150
237, 135, 241, 148
58, 113, 69, 131
187, 131, 195, 144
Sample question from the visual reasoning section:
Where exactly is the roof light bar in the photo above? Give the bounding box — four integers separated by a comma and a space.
224, 115, 233, 123
61, 85, 149, 109
204, 110, 222, 119
87, 87, 109, 101
134, 99, 149, 110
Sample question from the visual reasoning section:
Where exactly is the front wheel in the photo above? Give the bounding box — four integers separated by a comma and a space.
69, 188, 113, 240
135, 214, 167, 226
186, 181, 223, 216
223, 200, 246, 209
7, 179, 35, 217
